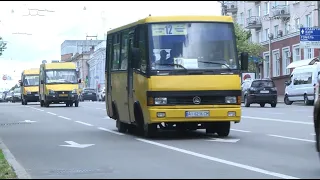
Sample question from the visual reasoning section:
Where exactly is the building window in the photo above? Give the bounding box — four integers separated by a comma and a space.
264, 2, 269, 15
273, 51, 280, 77
274, 25, 279, 38
285, 22, 290, 35
292, 46, 300, 62
304, 48, 314, 59
256, 31, 260, 43
306, 14, 312, 27
295, 18, 300, 31
264, 28, 269, 41
248, 9, 252, 18
264, 54, 270, 78
257, 5, 261, 17
239, 13, 244, 25
282, 49, 291, 75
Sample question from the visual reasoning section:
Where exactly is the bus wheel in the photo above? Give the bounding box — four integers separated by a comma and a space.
143, 123, 157, 138
116, 120, 127, 133
215, 122, 230, 137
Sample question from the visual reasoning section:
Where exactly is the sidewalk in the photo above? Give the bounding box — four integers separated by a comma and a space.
278, 95, 284, 103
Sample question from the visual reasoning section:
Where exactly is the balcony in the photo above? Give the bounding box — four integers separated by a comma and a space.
246, 16, 262, 30
272, 5, 290, 20
225, 2, 237, 14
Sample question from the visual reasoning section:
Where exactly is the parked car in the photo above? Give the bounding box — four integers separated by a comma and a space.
80, 88, 97, 101
5, 91, 13, 102
241, 78, 278, 108
97, 88, 105, 101
12, 87, 22, 103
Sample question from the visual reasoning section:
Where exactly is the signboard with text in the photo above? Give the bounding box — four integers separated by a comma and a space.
300, 27, 320, 48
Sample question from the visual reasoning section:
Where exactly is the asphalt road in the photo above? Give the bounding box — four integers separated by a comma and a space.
0, 101, 318, 179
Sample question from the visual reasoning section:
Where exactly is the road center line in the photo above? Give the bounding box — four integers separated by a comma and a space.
29, 107, 44, 112
75, 121, 93, 127
47, 112, 57, 116
136, 138, 299, 179
242, 116, 312, 125
267, 134, 315, 143
58, 116, 71, 120
98, 127, 124, 135
230, 129, 251, 133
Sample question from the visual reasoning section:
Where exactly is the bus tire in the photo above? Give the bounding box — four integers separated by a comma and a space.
216, 122, 230, 137
143, 123, 157, 138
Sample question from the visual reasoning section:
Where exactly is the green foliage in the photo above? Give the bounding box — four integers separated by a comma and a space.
234, 23, 266, 73
0, 37, 7, 56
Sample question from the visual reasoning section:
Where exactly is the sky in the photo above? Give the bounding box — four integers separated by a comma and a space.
0, 1, 221, 77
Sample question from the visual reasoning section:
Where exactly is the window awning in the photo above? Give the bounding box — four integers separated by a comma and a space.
286, 57, 319, 69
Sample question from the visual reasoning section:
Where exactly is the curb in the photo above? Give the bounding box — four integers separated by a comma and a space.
0, 138, 31, 179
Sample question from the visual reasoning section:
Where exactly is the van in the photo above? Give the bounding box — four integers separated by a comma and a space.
284, 59, 320, 105
39, 62, 81, 107
20, 68, 40, 105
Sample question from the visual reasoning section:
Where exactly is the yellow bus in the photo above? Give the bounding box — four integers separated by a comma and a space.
20, 68, 40, 105
105, 15, 248, 138
39, 62, 81, 107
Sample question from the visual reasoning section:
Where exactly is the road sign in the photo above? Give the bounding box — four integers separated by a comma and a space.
300, 27, 320, 48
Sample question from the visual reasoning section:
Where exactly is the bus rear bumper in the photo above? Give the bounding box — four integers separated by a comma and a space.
148, 107, 241, 123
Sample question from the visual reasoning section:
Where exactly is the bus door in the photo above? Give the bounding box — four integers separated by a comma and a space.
127, 30, 135, 124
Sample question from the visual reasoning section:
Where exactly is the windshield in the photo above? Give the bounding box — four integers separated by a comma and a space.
45, 70, 77, 84
23, 75, 39, 86
14, 88, 20, 93
148, 22, 238, 71
251, 80, 275, 88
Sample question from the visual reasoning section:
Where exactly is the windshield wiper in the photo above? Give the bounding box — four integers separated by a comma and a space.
156, 63, 188, 71
198, 61, 232, 70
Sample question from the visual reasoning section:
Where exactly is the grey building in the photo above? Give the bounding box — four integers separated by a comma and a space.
88, 41, 106, 90
61, 40, 103, 56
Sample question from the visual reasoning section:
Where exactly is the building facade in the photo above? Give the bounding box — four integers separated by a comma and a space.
225, 1, 319, 94
87, 41, 106, 90
61, 40, 103, 57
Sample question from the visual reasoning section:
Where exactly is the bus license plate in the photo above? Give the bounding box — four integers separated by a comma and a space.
185, 111, 209, 118
59, 94, 68, 97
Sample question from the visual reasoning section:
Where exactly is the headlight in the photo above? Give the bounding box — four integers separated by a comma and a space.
154, 97, 167, 105
26, 91, 31, 94
249, 87, 257, 91
72, 89, 77, 94
225, 96, 237, 104
49, 89, 55, 94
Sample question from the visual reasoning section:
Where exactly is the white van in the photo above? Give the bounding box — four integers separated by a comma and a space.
284, 58, 320, 105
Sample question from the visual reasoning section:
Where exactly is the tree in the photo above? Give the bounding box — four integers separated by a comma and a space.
234, 23, 266, 73
0, 36, 7, 56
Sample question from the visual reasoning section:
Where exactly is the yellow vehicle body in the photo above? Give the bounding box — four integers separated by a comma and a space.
105, 15, 248, 138
39, 62, 81, 107
21, 68, 40, 105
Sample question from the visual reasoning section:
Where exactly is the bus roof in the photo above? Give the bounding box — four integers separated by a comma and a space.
108, 15, 234, 34
42, 62, 76, 70
23, 68, 39, 75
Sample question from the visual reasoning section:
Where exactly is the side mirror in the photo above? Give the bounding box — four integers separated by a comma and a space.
131, 48, 141, 68
284, 81, 289, 86
40, 80, 44, 84
78, 79, 82, 84
240, 52, 249, 71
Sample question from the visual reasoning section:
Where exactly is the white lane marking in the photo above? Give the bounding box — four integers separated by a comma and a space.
58, 116, 71, 120
136, 138, 299, 179
311, 133, 316, 136
98, 127, 124, 135
75, 121, 93, 127
29, 107, 44, 112
308, 116, 313, 118
242, 116, 312, 125
230, 129, 251, 133
267, 134, 315, 143
47, 112, 57, 116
